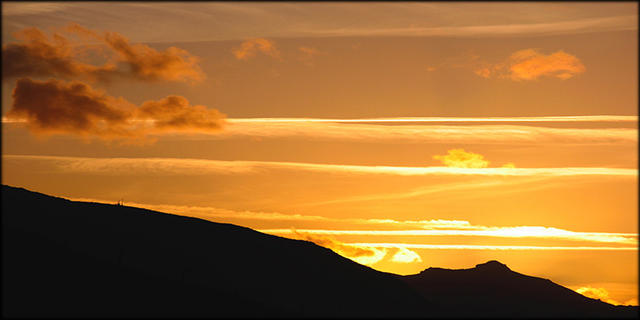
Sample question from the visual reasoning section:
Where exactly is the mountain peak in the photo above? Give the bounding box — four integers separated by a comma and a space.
474, 260, 511, 272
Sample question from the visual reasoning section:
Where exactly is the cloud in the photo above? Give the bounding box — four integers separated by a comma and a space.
220, 119, 637, 145
232, 38, 280, 60
2, 24, 205, 83
3, 155, 636, 178
297, 46, 321, 66
263, 227, 637, 245
433, 149, 490, 168
2, 27, 116, 81
390, 247, 422, 263
227, 116, 636, 123
508, 49, 586, 80
288, 229, 387, 265
5, 78, 225, 140
350, 243, 636, 251
43, 194, 636, 250
474, 67, 492, 78
475, 49, 586, 81
5, 116, 636, 145
2, 2, 69, 16
100, 29, 205, 83
308, 15, 637, 38
7, 78, 135, 137
575, 286, 635, 305
137, 96, 226, 132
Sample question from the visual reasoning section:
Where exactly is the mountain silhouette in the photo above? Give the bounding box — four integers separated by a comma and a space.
401, 260, 637, 318
2, 185, 637, 318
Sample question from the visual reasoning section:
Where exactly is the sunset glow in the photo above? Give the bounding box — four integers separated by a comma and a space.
2, 2, 637, 307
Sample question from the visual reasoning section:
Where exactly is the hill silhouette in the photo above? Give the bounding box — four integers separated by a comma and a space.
401, 260, 637, 318
2, 185, 637, 318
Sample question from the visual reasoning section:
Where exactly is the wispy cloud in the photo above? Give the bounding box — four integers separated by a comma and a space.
62, 196, 637, 252
64, 197, 477, 229
226, 116, 637, 123
4, 155, 636, 177
349, 243, 637, 251
5, 116, 635, 144
218, 119, 637, 145
232, 38, 280, 60
260, 228, 638, 245
2, 3, 69, 16
297, 46, 322, 66
3, 4, 635, 42
305, 15, 637, 38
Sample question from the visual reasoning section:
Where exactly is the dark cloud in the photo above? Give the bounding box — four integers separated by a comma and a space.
8, 78, 134, 137
138, 96, 225, 132
2, 27, 116, 81
7, 78, 225, 141
2, 24, 204, 83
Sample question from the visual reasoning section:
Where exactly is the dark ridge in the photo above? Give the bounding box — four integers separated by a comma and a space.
1, 185, 428, 318
475, 260, 511, 271
402, 260, 638, 318
2, 185, 638, 318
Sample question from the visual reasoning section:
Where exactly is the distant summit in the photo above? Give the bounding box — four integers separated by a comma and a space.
475, 260, 511, 272
402, 259, 635, 318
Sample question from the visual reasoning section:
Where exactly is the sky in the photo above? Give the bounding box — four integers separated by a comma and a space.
1, 1, 638, 306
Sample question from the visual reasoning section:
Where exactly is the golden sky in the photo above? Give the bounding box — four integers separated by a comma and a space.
2, 2, 637, 306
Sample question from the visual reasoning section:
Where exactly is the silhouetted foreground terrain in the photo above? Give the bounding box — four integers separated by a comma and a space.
2, 185, 638, 318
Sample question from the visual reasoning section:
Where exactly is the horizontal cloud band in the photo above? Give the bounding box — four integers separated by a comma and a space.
227, 116, 637, 123
220, 121, 637, 145
349, 243, 637, 251
259, 228, 637, 245
5, 116, 635, 144
3, 155, 637, 177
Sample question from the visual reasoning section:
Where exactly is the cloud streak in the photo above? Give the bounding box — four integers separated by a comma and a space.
227, 116, 637, 123
306, 15, 637, 38
2, 24, 204, 83
350, 243, 637, 251
2, 4, 636, 42
5, 78, 225, 140
60, 196, 636, 252
219, 120, 636, 145
260, 228, 638, 245
5, 116, 635, 144
3, 155, 636, 177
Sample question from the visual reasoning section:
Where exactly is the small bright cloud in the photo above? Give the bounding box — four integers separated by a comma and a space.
502, 162, 516, 168
575, 286, 634, 306
391, 247, 422, 263
433, 149, 489, 168
288, 229, 387, 266
509, 49, 585, 80
474, 49, 585, 81
233, 38, 280, 61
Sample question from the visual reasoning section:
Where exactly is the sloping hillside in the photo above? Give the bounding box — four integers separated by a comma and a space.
2, 185, 428, 317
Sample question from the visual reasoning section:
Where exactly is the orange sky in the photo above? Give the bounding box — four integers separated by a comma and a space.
2, 2, 637, 306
